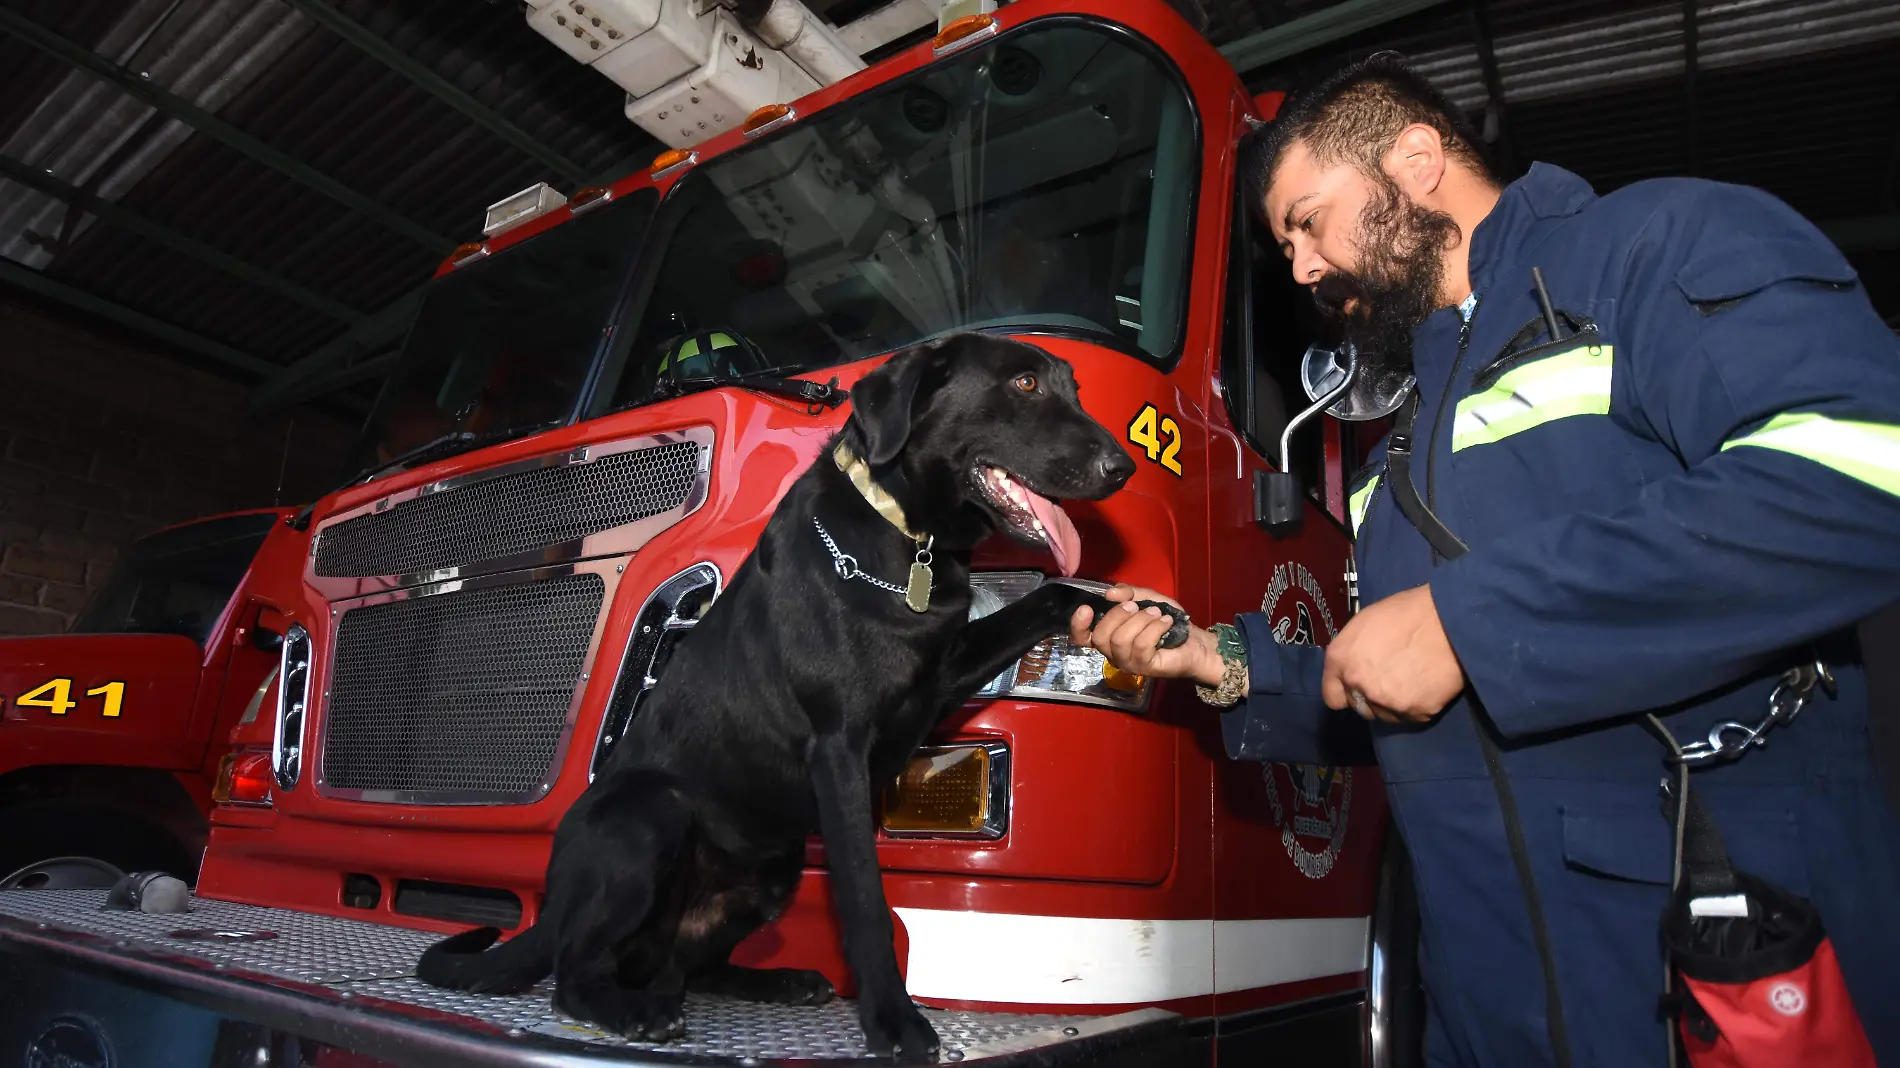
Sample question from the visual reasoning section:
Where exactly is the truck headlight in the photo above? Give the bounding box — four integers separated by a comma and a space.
969, 573, 1152, 712
273, 623, 311, 791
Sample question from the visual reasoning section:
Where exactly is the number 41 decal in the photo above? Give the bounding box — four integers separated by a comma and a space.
14, 678, 125, 718
1128, 404, 1184, 476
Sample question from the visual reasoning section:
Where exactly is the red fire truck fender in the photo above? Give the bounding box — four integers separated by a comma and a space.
0, 633, 209, 776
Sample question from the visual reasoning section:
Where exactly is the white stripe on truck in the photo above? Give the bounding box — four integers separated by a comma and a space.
894, 910, 1370, 1004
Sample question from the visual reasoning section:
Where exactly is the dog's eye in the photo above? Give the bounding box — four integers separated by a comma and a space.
1012, 373, 1038, 393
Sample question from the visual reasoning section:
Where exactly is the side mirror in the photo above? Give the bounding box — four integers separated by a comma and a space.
1254, 346, 1360, 539
1299, 342, 1413, 422
251, 606, 292, 653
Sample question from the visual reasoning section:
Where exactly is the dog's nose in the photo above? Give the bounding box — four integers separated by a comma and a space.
1099, 450, 1137, 486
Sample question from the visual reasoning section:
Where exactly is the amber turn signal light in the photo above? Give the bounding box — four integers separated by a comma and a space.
881, 743, 1007, 838
445, 241, 488, 270
742, 103, 796, 138
933, 13, 998, 54
648, 149, 696, 179
568, 184, 614, 213
1100, 659, 1146, 693
215, 750, 274, 807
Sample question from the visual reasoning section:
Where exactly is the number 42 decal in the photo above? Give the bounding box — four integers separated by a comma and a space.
13, 678, 125, 718
1128, 404, 1184, 476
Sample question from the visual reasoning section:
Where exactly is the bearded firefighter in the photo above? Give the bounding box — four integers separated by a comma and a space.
1074, 54, 1900, 1067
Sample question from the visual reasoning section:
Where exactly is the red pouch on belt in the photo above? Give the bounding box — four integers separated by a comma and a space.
1662, 797, 1877, 1068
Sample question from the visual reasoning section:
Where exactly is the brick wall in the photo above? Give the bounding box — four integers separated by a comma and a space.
0, 291, 357, 636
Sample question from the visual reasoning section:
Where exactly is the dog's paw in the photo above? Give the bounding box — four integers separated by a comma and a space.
859, 997, 941, 1062
1131, 599, 1191, 650
557, 987, 686, 1043
779, 968, 836, 1006
1065, 590, 1191, 651
612, 996, 687, 1043
745, 967, 836, 1005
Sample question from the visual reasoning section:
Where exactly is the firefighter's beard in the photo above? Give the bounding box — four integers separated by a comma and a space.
1311, 177, 1461, 395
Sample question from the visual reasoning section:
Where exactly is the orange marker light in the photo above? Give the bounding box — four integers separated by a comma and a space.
882, 745, 993, 835
648, 149, 696, 179
446, 241, 488, 269
742, 103, 796, 139
568, 185, 613, 213
933, 13, 998, 55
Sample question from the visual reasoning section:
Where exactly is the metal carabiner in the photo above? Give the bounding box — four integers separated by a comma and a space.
1675, 658, 1834, 767
1678, 720, 1765, 765
1766, 659, 1836, 726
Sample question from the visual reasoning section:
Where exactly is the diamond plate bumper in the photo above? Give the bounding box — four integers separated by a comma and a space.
0, 890, 1191, 1066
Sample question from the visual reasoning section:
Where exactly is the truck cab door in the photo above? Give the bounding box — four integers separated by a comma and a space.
1204, 169, 1389, 1038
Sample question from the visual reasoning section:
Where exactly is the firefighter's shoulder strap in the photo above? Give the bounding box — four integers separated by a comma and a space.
1380, 391, 1575, 1068
1384, 392, 1470, 560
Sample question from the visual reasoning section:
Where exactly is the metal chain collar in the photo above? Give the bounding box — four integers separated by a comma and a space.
812, 518, 931, 598
1676, 659, 1836, 766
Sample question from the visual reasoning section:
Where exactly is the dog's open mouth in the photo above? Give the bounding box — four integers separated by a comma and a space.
974, 465, 1081, 577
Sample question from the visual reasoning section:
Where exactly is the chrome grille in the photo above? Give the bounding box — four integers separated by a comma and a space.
314, 440, 702, 579
320, 571, 605, 803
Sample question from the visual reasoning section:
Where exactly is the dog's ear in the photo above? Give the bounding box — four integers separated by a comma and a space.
849, 340, 946, 465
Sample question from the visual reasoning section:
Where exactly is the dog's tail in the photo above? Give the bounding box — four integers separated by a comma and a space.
415, 922, 553, 994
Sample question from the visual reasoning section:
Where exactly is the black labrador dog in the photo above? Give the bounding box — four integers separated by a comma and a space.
416, 333, 1167, 1059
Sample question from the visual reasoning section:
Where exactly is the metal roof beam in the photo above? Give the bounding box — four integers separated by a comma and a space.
0, 257, 277, 377
1681, 0, 1701, 173
0, 153, 368, 327
256, 351, 399, 412
250, 292, 421, 413
1468, 0, 1514, 175
1219, 0, 1453, 74
277, 0, 591, 186
0, 6, 455, 255
1822, 215, 1900, 253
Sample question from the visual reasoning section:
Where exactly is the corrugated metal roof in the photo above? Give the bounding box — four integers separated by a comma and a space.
1233, 0, 1900, 321
0, 0, 651, 384
1, 0, 1896, 404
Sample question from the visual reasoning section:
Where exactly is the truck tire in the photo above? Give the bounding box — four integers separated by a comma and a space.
0, 856, 124, 890
1367, 828, 1426, 1068
0, 799, 198, 887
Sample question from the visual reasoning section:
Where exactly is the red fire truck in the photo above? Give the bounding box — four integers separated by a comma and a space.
0, 509, 300, 886
0, 2, 1420, 1064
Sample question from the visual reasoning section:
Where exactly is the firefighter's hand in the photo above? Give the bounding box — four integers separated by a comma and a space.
1321, 584, 1465, 724
1069, 585, 1225, 687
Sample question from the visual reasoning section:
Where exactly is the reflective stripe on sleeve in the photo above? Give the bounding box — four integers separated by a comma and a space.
1451, 345, 1614, 452
1348, 475, 1380, 536
1721, 411, 1900, 497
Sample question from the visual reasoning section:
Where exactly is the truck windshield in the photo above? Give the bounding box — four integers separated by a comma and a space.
596, 20, 1197, 413
72, 512, 279, 645
348, 188, 658, 475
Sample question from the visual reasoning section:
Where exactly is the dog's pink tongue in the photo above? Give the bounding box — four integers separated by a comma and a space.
1019, 487, 1082, 577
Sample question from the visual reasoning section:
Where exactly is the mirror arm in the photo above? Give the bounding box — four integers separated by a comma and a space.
1280, 367, 1356, 471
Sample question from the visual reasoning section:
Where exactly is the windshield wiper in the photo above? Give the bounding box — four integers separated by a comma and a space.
291, 430, 471, 530
291, 421, 561, 531
659, 367, 849, 410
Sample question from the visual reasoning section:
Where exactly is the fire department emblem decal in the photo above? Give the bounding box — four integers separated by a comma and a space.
1265, 762, 1354, 880
1261, 561, 1350, 879
1262, 562, 1338, 645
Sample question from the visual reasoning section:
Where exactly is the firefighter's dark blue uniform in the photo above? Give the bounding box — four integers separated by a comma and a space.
1223, 163, 1900, 1067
